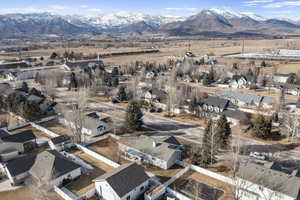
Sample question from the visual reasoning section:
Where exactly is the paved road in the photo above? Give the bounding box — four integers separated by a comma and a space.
88, 100, 300, 161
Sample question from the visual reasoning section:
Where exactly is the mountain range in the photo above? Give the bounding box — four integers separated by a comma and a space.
1, 9, 300, 38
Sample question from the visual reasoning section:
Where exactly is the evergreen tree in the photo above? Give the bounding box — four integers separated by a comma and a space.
112, 67, 119, 76
200, 120, 217, 167
21, 82, 29, 93
111, 77, 119, 87
261, 60, 267, 67
125, 101, 143, 132
215, 114, 231, 149
19, 100, 42, 121
50, 52, 58, 59
189, 96, 198, 114
117, 86, 127, 101
252, 115, 272, 139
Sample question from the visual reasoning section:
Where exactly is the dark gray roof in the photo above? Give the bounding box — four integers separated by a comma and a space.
1, 130, 36, 143
237, 162, 300, 198
200, 96, 236, 110
65, 60, 104, 71
0, 129, 10, 139
163, 136, 181, 146
94, 163, 149, 198
29, 150, 81, 181
27, 95, 44, 104
50, 135, 70, 145
223, 110, 248, 120
6, 155, 35, 176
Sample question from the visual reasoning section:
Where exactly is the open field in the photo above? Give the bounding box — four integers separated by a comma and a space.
66, 150, 114, 196
172, 170, 235, 200
2, 38, 300, 66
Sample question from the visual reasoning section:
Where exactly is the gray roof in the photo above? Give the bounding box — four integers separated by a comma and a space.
223, 110, 248, 120
216, 91, 273, 105
50, 135, 70, 145
65, 60, 104, 71
83, 115, 107, 130
0, 129, 10, 139
237, 162, 300, 198
200, 96, 236, 110
6, 155, 35, 176
163, 136, 181, 146
27, 95, 44, 104
29, 150, 81, 182
121, 135, 180, 162
94, 162, 149, 198
0, 130, 36, 143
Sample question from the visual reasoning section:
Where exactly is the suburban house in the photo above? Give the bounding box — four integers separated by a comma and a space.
82, 112, 110, 137
273, 73, 293, 84
48, 135, 71, 151
64, 60, 105, 71
29, 150, 81, 186
4, 155, 35, 185
229, 75, 256, 89
0, 130, 37, 156
144, 88, 168, 110
216, 91, 274, 108
0, 61, 29, 70
27, 94, 57, 115
119, 136, 181, 169
237, 162, 300, 200
94, 162, 150, 200
199, 96, 237, 114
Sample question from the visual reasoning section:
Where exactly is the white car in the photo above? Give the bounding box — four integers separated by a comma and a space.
250, 152, 266, 160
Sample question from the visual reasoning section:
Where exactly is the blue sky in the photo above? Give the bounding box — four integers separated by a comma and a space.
0, 0, 299, 19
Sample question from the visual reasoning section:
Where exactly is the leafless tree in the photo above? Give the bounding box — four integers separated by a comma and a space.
26, 176, 56, 200
61, 87, 90, 143
167, 68, 178, 115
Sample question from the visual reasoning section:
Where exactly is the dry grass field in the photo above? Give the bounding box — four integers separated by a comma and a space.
2, 38, 300, 66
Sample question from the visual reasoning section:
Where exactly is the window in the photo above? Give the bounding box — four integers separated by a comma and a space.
126, 195, 130, 200
140, 186, 144, 191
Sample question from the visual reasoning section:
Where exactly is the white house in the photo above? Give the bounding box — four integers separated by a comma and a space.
119, 136, 181, 170
229, 75, 255, 89
94, 162, 150, 200
4, 155, 35, 186
273, 74, 291, 84
236, 162, 300, 200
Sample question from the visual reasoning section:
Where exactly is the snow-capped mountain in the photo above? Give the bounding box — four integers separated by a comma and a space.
0, 9, 299, 38
161, 8, 300, 36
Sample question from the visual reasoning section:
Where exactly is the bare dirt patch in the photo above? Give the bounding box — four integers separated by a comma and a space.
172, 170, 235, 200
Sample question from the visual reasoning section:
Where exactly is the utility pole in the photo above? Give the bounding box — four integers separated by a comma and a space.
242, 39, 245, 54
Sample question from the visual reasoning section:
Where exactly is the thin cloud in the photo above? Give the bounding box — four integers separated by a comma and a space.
244, 0, 274, 6
48, 5, 71, 10
0, 7, 44, 14
88, 8, 102, 12
164, 8, 198, 11
264, 1, 300, 8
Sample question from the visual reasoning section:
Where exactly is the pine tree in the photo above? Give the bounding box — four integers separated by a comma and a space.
252, 115, 272, 139
117, 86, 127, 101
215, 114, 231, 149
200, 119, 217, 167
21, 82, 29, 93
19, 100, 42, 121
125, 101, 143, 132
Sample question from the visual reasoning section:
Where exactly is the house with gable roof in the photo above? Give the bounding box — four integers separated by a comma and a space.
94, 162, 150, 200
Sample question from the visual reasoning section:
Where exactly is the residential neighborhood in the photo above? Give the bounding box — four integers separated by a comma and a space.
2, 2, 300, 200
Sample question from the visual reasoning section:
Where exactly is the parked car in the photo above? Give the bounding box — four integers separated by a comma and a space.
250, 152, 266, 160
